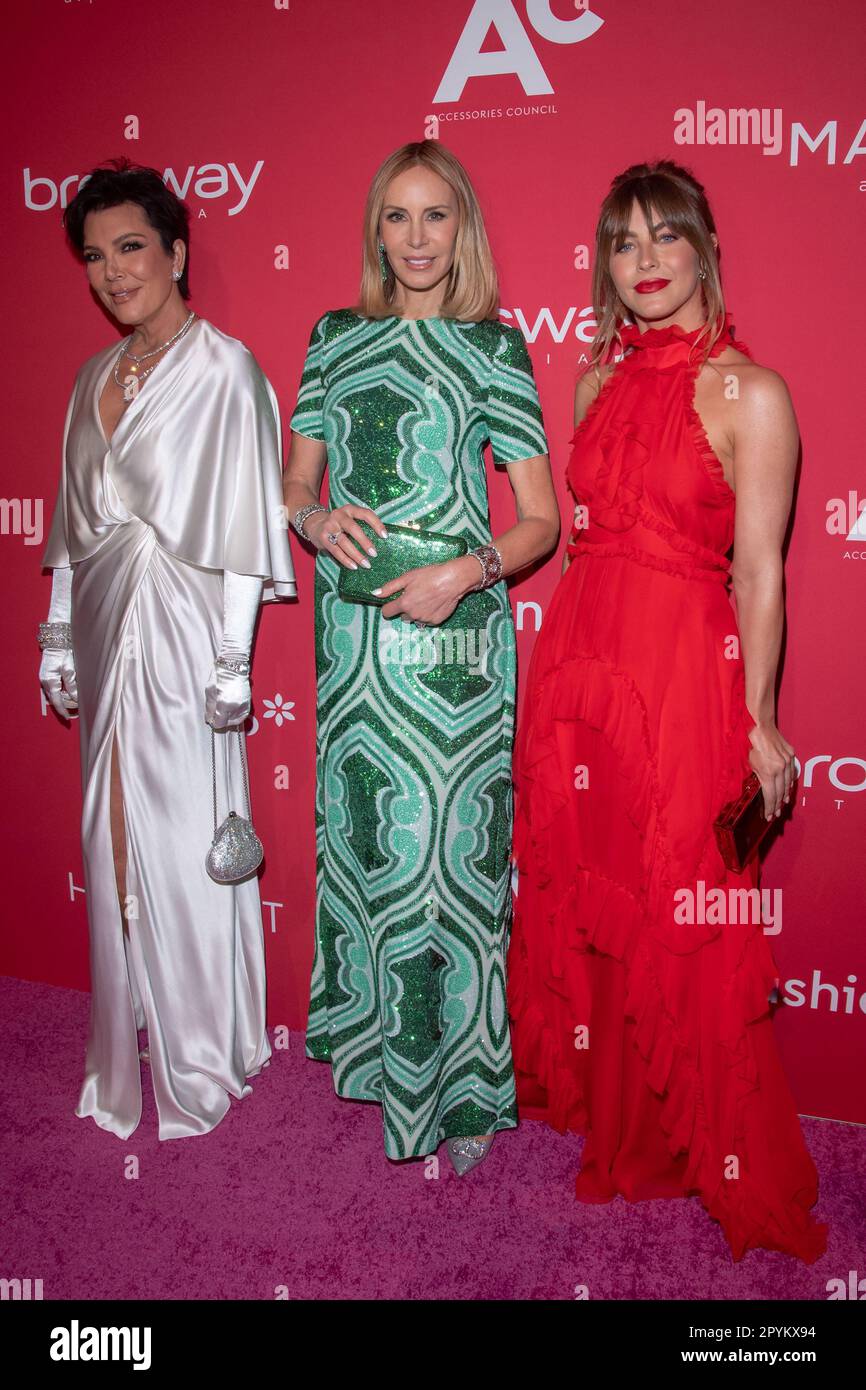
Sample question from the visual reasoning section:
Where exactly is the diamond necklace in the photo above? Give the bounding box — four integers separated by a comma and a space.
112, 311, 196, 400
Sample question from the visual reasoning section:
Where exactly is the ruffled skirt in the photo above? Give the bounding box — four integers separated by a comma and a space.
507, 546, 828, 1262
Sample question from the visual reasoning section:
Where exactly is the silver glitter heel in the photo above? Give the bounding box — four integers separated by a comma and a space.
446, 1135, 494, 1176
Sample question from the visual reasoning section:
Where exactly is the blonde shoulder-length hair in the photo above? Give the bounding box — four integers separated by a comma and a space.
354, 141, 499, 323
588, 159, 727, 379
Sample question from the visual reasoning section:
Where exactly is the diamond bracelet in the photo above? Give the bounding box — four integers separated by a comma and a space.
467, 544, 503, 591
215, 656, 251, 677
291, 502, 328, 539
38, 621, 72, 650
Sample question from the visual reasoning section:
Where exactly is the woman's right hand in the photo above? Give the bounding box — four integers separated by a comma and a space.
305, 504, 389, 570
40, 649, 78, 721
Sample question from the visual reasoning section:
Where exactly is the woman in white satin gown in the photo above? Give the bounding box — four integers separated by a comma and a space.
38, 160, 296, 1140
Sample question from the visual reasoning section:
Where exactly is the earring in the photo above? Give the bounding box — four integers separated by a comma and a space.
377, 240, 390, 284
698, 265, 707, 280
172, 270, 181, 281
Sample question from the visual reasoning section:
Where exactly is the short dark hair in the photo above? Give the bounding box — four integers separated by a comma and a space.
64, 157, 191, 301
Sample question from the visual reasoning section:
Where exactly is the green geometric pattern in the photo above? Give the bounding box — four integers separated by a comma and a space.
291, 309, 548, 1158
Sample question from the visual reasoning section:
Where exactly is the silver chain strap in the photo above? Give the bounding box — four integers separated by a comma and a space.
211, 727, 254, 835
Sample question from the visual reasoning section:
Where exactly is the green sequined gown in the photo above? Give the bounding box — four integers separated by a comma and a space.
290, 308, 548, 1159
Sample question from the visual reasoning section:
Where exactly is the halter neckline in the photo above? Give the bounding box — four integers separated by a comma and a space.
618, 312, 737, 361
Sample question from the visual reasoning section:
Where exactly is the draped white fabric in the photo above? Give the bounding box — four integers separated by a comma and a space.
42, 318, 296, 1139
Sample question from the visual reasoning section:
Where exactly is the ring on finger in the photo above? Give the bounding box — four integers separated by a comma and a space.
325, 529, 343, 545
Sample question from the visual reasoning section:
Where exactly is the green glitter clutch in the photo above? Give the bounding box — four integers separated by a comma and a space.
337, 521, 469, 606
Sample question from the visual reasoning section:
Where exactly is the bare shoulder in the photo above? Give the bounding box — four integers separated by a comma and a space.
701, 346, 791, 404
738, 362, 793, 412
697, 349, 796, 449
574, 361, 614, 427
577, 361, 615, 397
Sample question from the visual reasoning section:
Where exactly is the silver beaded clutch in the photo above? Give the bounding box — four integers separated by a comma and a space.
205, 728, 264, 883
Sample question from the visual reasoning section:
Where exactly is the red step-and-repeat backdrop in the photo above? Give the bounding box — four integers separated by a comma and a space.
4, 1, 864, 1123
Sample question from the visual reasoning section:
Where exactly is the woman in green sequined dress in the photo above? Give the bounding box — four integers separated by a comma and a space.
283, 142, 557, 1169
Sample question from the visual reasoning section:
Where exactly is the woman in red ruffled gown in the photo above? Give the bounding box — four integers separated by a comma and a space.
507, 160, 828, 1263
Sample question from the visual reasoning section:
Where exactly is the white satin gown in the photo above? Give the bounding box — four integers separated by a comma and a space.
42, 317, 296, 1139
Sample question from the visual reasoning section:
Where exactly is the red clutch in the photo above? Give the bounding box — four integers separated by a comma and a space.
713, 772, 782, 874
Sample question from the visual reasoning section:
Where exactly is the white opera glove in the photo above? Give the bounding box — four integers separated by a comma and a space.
204, 570, 263, 730
39, 565, 78, 721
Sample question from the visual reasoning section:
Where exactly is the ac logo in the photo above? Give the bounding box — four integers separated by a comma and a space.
434, 0, 604, 103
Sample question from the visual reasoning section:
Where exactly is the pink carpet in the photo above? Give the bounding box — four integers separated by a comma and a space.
1, 976, 862, 1300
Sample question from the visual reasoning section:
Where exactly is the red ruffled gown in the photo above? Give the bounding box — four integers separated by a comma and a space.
507, 313, 828, 1263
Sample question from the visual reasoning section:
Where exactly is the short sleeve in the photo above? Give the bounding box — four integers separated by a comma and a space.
484, 324, 549, 465
289, 311, 328, 441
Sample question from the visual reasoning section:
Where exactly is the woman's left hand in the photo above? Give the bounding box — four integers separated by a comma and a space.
376, 556, 478, 626
746, 719, 797, 820
205, 665, 251, 729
